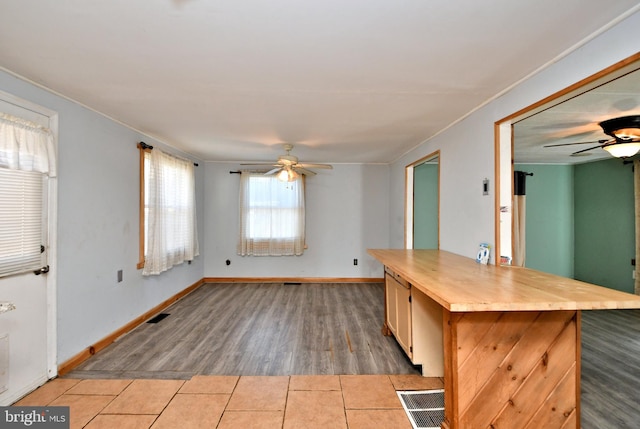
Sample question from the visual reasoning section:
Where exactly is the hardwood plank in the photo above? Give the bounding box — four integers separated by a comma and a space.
523, 365, 577, 429
580, 309, 640, 429
66, 283, 420, 378
454, 311, 501, 364
459, 311, 577, 428
491, 316, 578, 428
457, 311, 539, 407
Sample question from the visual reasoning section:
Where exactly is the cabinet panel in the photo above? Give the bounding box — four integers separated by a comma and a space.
385, 273, 398, 335
385, 266, 444, 374
411, 289, 444, 377
395, 282, 412, 357
385, 270, 412, 359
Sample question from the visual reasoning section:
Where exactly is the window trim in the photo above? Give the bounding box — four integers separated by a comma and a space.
137, 143, 150, 269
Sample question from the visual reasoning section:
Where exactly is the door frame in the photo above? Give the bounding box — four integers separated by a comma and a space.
493, 52, 640, 266
0, 89, 58, 382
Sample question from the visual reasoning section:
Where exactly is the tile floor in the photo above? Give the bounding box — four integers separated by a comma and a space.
14, 375, 443, 429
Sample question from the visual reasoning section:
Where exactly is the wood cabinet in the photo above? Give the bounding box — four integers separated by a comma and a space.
370, 249, 640, 429
385, 267, 412, 357
384, 266, 444, 376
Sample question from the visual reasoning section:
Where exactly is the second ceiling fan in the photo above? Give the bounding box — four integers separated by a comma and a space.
543, 115, 640, 158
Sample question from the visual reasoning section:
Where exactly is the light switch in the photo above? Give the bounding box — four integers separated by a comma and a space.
483, 179, 489, 195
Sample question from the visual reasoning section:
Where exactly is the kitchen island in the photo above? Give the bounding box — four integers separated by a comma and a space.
368, 249, 640, 429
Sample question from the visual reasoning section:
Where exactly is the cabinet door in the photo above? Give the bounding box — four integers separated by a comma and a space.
385, 273, 398, 335
395, 284, 412, 358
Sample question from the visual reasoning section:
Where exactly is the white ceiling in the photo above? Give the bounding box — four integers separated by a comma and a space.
1, 0, 639, 164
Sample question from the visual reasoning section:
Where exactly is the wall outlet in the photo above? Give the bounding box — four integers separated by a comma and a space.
353, 259, 358, 266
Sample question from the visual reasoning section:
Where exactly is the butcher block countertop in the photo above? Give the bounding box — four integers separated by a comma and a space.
368, 249, 640, 312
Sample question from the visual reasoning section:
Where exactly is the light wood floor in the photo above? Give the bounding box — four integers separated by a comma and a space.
581, 308, 640, 429
67, 283, 419, 379
65, 283, 640, 428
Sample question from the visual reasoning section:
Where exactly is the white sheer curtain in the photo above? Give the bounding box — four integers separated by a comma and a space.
0, 113, 56, 176
143, 148, 199, 276
512, 171, 531, 267
512, 196, 526, 267
237, 171, 305, 256
635, 159, 639, 295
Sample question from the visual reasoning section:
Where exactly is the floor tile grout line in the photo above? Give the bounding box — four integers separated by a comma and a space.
44, 380, 81, 406
280, 375, 291, 429
80, 391, 121, 429
339, 375, 349, 428
212, 374, 236, 428
152, 379, 186, 424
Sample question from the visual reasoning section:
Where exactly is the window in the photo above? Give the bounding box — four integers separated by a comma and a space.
237, 172, 305, 256
138, 144, 199, 275
0, 113, 54, 278
0, 168, 45, 277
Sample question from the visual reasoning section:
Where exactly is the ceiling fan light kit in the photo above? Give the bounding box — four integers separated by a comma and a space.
599, 115, 640, 158
277, 168, 298, 182
602, 141, 640, 158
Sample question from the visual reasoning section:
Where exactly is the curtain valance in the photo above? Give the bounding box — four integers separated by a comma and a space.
0, 113, 56, 176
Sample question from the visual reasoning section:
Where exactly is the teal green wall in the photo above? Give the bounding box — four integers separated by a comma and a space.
414, 162, 438, 249
574, 159, 635, 293
517, 164, 574, 278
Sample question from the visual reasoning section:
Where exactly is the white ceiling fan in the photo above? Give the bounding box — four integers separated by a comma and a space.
241, 144, 333, 181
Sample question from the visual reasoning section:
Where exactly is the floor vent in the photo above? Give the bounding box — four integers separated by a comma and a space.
397, 389, 445, 429
147, 313, 170, 324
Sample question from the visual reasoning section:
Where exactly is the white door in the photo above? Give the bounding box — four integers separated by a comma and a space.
0, 92, 58, 405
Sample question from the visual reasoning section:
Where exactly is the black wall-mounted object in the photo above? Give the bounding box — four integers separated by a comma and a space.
514, 171, 533, 196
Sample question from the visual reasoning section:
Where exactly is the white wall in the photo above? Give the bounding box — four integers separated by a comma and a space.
0, 71, 205, 364
390, 11, 640, 260
204, 162, 390, 278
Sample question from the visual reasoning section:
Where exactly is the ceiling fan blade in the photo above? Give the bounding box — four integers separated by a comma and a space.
571, 144, 605, 155
296, 163, 333, 169
265, 168, 281, 175
240, 163, 280, 166
543, 139, 609, 148
294, 167, 317, 176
